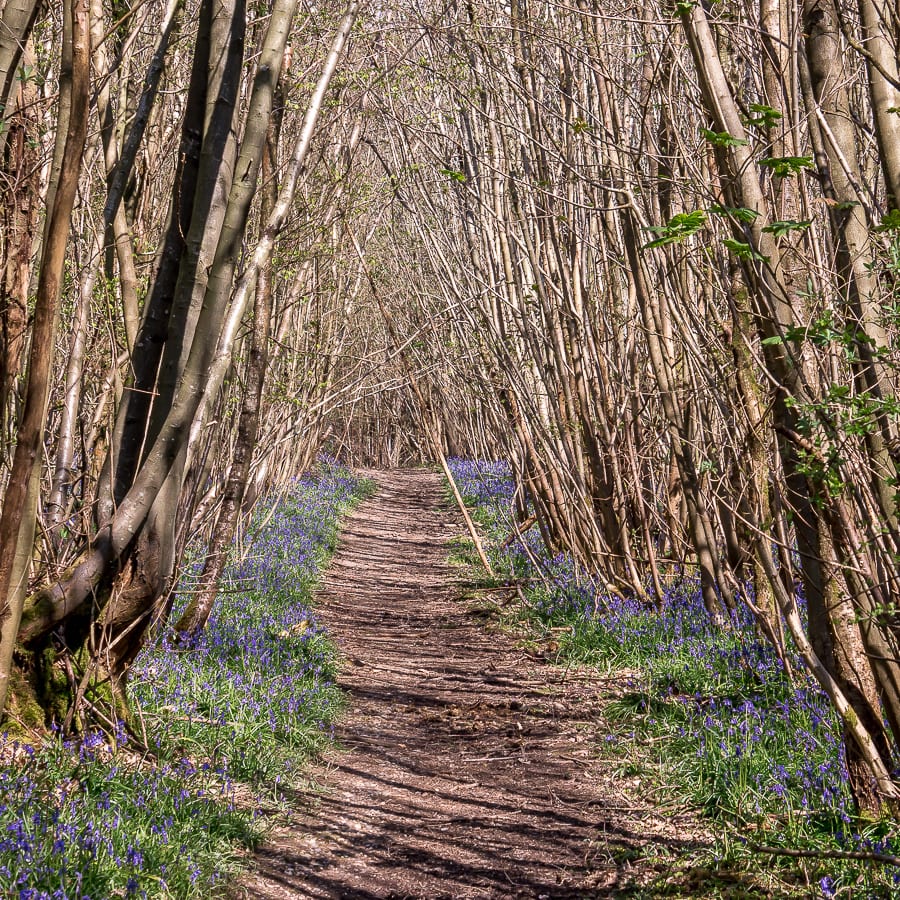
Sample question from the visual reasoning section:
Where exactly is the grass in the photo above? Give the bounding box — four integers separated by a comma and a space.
2, 459, 373, 899
0, 737, 254, 898
446, 457, 900, 899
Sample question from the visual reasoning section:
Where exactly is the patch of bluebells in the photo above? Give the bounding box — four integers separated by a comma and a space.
448, 458, 516, 506
3, 459, 365, 898
0, 730, 246, 899
448, 458, 900, 895
132, 459, 363, 784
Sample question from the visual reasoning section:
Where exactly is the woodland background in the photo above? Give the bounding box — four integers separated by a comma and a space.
1, 0, 900, 842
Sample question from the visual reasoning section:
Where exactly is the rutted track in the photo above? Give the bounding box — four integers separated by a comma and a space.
236, 470, 706, 899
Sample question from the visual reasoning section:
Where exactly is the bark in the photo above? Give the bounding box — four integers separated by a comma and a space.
45, 217, 93, 535
856, 0, 900, 210
682, 0, 899, 812
89, 0, 141, 352
97, 0, 213, 527
0, 0, 90, 719
755, 530, 900, 807
20, 1, 361, 707
102, 0, 184, 262
175, 0, 296, 638
726, 267, 783, 657
185, 0, 361, 452
622, 209, 724, 623
47, 0, 179, 531
0, 48, 39, 458
0, 0, 39, 155
145, 0, 246, 449
803, 0, 899, 532
89, 0, 248, 685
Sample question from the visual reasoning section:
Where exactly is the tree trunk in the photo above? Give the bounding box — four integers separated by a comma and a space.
0, 46, 39, 460
83, 0, 249, 700
0, 0, 90, 719
681, 0, 899, 812
0, 0, 39, 160
175, 0, 295, 638
856, 0, 900, 211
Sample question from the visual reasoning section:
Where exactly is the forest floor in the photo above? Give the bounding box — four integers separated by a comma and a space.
234, 470, 718, 899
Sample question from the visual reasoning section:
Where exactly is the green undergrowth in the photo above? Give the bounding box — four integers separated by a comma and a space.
445, 462, 900, 899
2, 461, 372, 899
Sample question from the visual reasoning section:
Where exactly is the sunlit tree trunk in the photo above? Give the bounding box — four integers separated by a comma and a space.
0, 40, 39, 458
682, 0, 899, 813
0, 0, 90, 719
175, 1, 295, 638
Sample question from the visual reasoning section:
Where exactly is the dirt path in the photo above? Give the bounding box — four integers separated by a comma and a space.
236, 471, 708, 899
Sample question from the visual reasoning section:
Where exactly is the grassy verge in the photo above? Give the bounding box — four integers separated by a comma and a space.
2, 459, 373, 899
446, 458, 900, 899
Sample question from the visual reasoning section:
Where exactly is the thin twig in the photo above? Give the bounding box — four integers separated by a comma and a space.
748, 842, 900, 868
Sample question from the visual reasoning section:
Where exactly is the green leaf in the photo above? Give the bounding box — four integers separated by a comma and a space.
744, 103, 783, 129
572, 117, 593, 135
709, 204, 759, 223
759, 156, 813, 178
439, 168, 466, 183
762, 219, 812, 238
642, 210, 707, 249
761, 335, 784, 346
723, 238, 768, 262
700, 127, 748, 148
774, 310, 868, 349
874, 209, 900, 233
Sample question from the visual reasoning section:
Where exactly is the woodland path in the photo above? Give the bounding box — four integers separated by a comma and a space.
236, 471, 708, 899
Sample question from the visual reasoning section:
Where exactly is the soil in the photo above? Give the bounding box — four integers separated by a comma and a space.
234, 470, 712, 899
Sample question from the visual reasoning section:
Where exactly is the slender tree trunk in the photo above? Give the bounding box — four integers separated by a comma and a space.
803, 0, 899, 531
856, 0, 900, 210
682, 0, 899, 813
0, 0, 90, 719
0, 46, 39, 458
96, 0, 213, 528
85, 0, 249, 700
0, 0, 39, 160
175, 1, 295, 638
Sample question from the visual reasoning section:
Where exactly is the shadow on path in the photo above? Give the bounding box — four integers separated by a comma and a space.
235, 471, 709, 899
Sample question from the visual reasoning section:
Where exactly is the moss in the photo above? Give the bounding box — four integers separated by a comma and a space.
4, 666, 45, 735
36, 647, 73, 725
6, 641, 138, 741
4, 645, 75, 734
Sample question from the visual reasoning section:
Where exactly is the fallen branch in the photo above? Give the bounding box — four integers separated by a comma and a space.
748, 842, 900, 868
499, 517, 537, 549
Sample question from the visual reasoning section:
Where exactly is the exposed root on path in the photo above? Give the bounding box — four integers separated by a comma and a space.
235, 471, 711, 899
